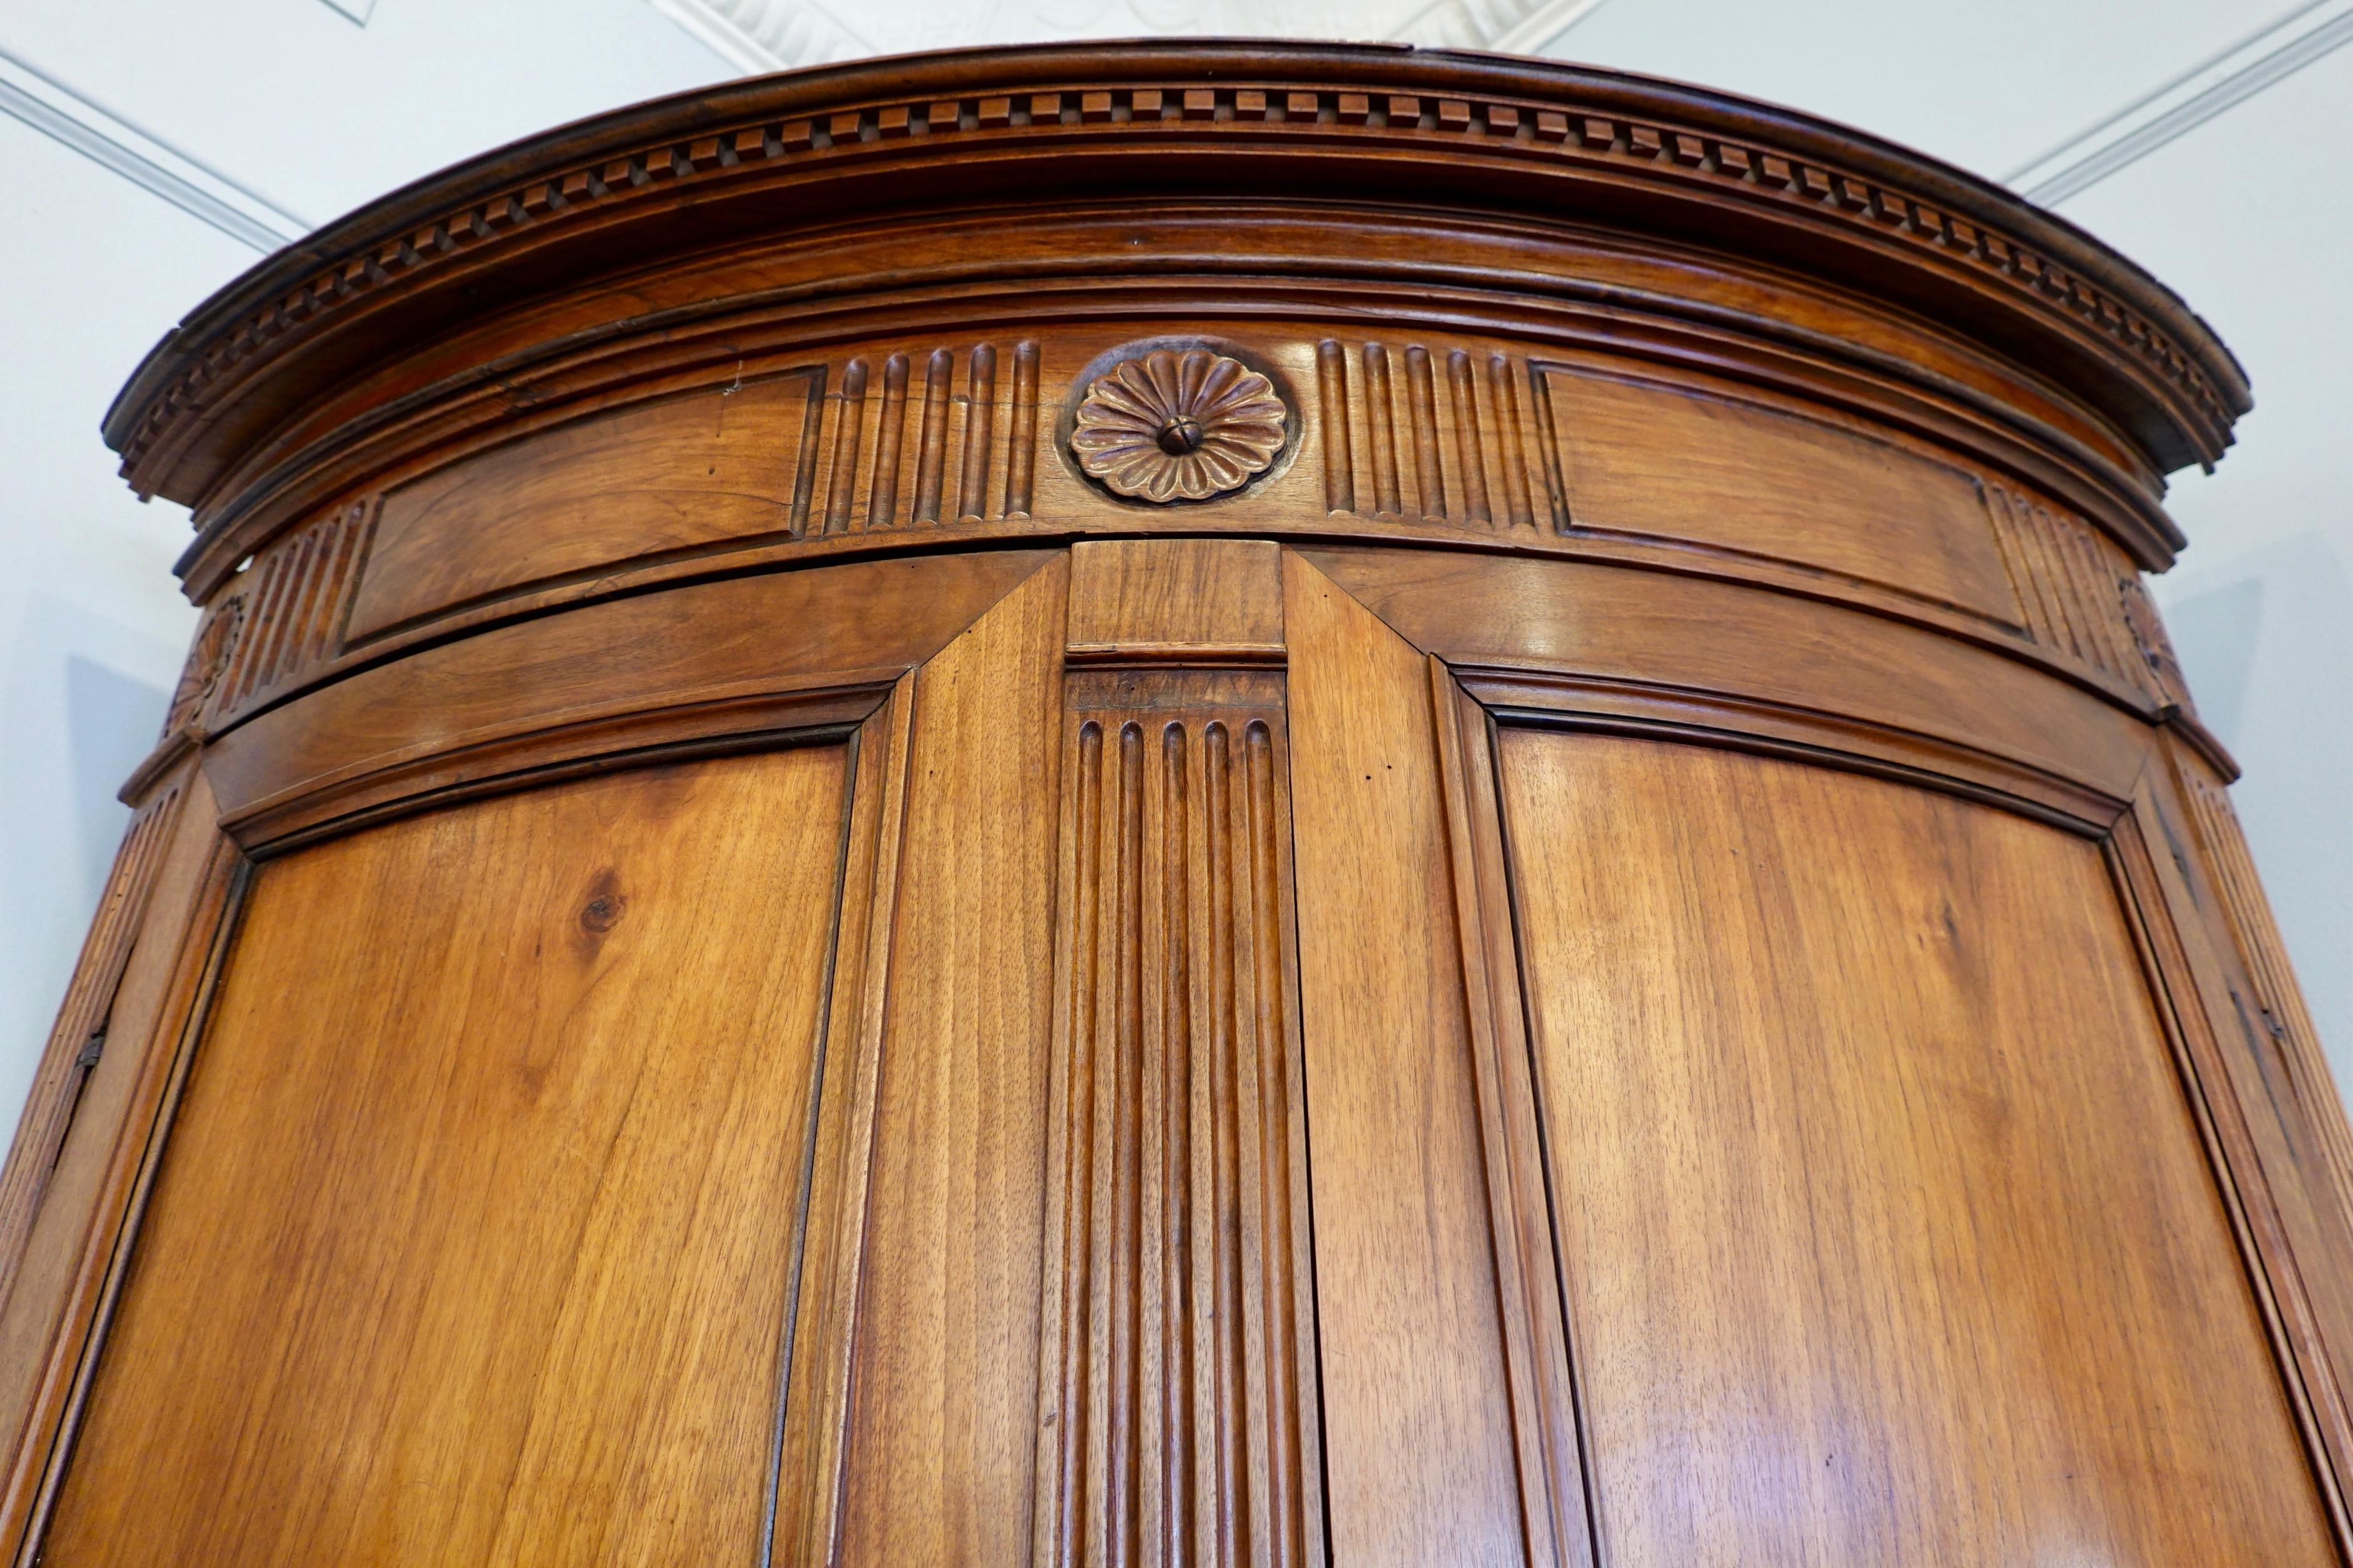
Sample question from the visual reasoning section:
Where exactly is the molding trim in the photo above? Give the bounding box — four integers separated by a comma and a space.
2010, 0, 2353, 206
0, 45, 309, 253
104, 52, 2248, 502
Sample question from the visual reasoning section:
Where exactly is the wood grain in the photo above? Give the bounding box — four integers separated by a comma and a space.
1301, 544, 2153, 804
350, 343, 1044, 641
41, 748, 853, 1566
1066, 538, 1283, 660
826, 556, 1069, 1568
11, 39, 2346, 1568
1429, 665, 1595, 1568
1281, 551, 1536, 1567
1531, 356, 2017, 622
0, 786, 185, 1297
1498, 730, 2336, 1566
771, 680, 916, 1568
0, 767, 239, 1561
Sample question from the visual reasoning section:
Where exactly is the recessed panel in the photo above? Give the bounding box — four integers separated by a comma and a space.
349, 371, 825, 639
47, 748, 851, 1565
1497, 732, 2332, 1566
1533, 361, 2018, 622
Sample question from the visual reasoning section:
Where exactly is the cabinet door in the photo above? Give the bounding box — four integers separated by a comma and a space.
1495, 730, 2337, 1566
44, 747, 854, 1566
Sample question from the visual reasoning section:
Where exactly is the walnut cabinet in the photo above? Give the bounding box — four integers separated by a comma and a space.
5, 42, 2351, 1567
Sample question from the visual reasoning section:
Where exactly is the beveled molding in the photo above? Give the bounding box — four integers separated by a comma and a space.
107, 42, 2243, 517
183, 542, 2170, 861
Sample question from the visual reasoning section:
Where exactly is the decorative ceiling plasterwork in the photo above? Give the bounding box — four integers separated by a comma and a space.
642, 0, 871, 72
642, 0, 1609, 70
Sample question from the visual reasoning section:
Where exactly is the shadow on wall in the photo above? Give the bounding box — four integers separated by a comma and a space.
2165, 575, 2262, 751
2161, 532, 2353, 1085
1, 595, 172, 1126
66, 654, 167, 902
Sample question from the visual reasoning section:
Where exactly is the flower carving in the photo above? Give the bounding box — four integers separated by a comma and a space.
1070, 349, 1286, 502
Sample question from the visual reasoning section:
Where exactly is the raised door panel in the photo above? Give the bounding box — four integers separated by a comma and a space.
1496, 730, 2335, 1566
817, 559, 1069, 1568
42, 746, 854, 1566
1282, 554, 1559, 1568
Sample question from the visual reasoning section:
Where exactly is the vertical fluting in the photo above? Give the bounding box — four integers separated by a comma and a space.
865, 351, 911, 529
1007, 341, 1040, 516
1159, 723, 1195, 1568
1245, 721, 1301, 1568
1363, 343, 1402, 519
1317, 340, 1355, 516
1052, 720, 1106, 1567
959, 343, 999, 524
913, 347, 954, 524
823, 357, 869, 534
1041, 705, 1314, 1568
1203, 720, 1244, 1568
1448, 349, 1491, 526
1490, 352, 1535, 529
1404, 345, 1446, 520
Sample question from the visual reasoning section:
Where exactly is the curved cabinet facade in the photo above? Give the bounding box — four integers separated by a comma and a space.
6, 42, 2352, 1566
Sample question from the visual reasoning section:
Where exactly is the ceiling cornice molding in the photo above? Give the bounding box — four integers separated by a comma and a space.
640, 0, 874, 72
1391, 0, 1612, 53
644, 0, 1610, 70
2009, 0, 2353, 205
0, 44, 310, 252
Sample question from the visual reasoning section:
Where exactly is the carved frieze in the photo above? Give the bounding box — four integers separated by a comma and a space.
112, 55, 2239, 499
163, 596, 244, 738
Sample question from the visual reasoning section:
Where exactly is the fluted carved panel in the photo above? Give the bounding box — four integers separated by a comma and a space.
1316, 338, 1562, 533
1985, 484, 2166, 700
2182, 771, 2353, 1226
211, 499, 374, 720
2122, 574, 2196, 712
0, 782, 185, 1288
1038, 670, 1322, 1568
807, 341, 1040, 534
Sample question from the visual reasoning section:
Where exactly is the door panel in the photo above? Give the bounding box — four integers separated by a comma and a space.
45, 747, 852, 1566
1283, 555, 1544, 1567
1496, 730, 2334, 1566
825, 557, 1069, 1568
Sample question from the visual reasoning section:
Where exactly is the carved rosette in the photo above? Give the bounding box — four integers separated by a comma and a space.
1070, 348, 1286, 502
163, 597, 244, 737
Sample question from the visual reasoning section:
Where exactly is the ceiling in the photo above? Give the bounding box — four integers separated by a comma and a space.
642, 0, 1609, 68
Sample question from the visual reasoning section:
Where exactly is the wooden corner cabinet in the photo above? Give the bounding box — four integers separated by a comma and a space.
6, 41, 2350, 1566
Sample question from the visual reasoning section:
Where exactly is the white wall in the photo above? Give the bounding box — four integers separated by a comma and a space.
2, 0, 2346, 1117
